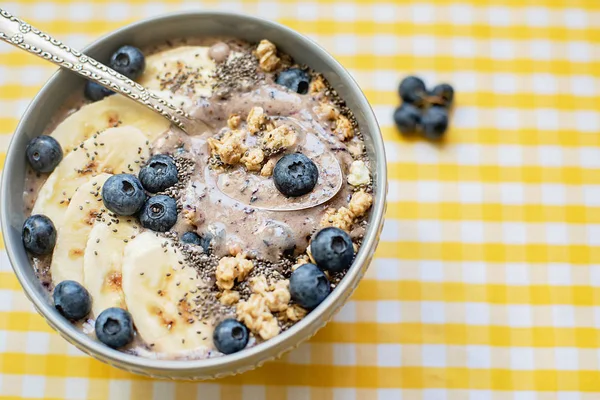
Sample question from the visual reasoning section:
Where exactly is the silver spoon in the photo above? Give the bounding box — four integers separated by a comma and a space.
0, 8, 344, 211
0, 8, 193, 133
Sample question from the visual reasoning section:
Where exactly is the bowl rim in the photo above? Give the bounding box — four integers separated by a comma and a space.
1, 10, 387, 374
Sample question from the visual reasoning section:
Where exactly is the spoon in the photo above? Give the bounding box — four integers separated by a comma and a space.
0, 8, 344, 211
0, 7, 193, 133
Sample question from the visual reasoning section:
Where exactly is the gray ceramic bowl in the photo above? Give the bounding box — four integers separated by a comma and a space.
1, 11, 386, 379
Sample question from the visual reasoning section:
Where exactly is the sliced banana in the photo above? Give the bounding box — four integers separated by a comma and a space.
121, 232, 214, 353
50, 173, 111, 285
139, 46, 217, 99
32, 126, 150, 227
51, 95, 170, 153
84, 219, 139, 317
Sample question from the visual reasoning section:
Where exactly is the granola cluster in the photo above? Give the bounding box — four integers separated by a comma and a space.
235, 276, 296, 340
207, 129, 247, 165
255, 40, 280, 72
215, 253, 254, 290
208, 107, 298, 173
321, 190, 373, 231
313, 85, 355, 142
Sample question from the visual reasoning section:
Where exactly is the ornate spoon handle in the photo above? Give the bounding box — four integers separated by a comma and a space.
0, 7, 191, 133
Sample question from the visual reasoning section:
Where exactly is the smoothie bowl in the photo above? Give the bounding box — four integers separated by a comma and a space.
0, 12, 386, 379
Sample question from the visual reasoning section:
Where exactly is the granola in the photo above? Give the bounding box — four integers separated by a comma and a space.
255, 39, 280, 72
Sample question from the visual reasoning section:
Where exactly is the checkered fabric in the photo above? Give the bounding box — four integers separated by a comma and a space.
1, 0, 600, 399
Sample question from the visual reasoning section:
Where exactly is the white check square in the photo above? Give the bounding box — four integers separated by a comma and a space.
547, 263, 572, 286
65, 378, 89, 400
541, 184, 566, 206
532, 73, 558, 94
529, 40, 553, 60
508, 305, 532, 327
377, 344, 402, 367
545, 223, 569, 245
564, 8, 588, 28
496, 108, 521, 130
21, 375, 46, 398
412, 4, 435, 24
555, 348, 579, 370
420, 260, 444, 282
552, 305, 575, 327
492, 74, 517, 94
570, 75, 596, 97
465, 303, 490, 325
467, 345, 491, 368
333, 344, 356, 366
296, 3, 319, 20
378, 389, 403, 400
422, 345, 447, 367
568, 41, 592, 62
462, 262, 487, 284
417, 220, 443, 243
458, 182, 483, 203
334, 301, 356, 323
497, 145, 523, 166
449, 4, 473, 25
511, 347, 535, 370
412, 36, 437, 57
333, 389, 356, 400
487, 7, 512, 26
525, 7, 550, 27
460, 221, 485, 244
505, 263, 530, 285
421, 302, 445, 324
490, 40, 514, 60
242, 386, 266, 400
537, 145, 563, 167
535, 108, 559, 131
503, 222, 527, 245
377, 301, 401, 323
333, 4, 357, 21
417, 181, 441, 203
500, 183, 525, 205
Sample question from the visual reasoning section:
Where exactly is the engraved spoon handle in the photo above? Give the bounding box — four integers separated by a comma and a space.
0, 8, 191, 133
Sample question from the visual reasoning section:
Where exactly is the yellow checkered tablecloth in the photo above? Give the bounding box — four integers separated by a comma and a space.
1, 0, 599, 399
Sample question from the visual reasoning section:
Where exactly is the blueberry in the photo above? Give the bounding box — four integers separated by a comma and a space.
310, 227, 354, 273
53, 280, 91, 321
84, 81, 114, 102
289, 263, 331, 310
398, 76, 427, 106
421, 106, 449, 140
139, 195, 178, 232
109, 45, 145, 80
181, 231, 212, 253
102, 174, 146, 216
25, 135, 63, 173
276, 68, 311, 94
213, 319, 249, 355
429, 83, 454, 108
138, 154, 178, 193
22, 214, 56, 255
273, 153, 319, 197
393, 104, 422, 134
95, 307, 134, 349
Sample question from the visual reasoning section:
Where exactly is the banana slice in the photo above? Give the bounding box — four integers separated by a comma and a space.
50, 173, 111, 285
32, 126, 150, 227
139, 46, 217, 99
84, 219, 139, 317
121, 232, 214, 353
51, 95, 170, 153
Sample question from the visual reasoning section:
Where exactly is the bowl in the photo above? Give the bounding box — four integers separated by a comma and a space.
0, 11, 387, 380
